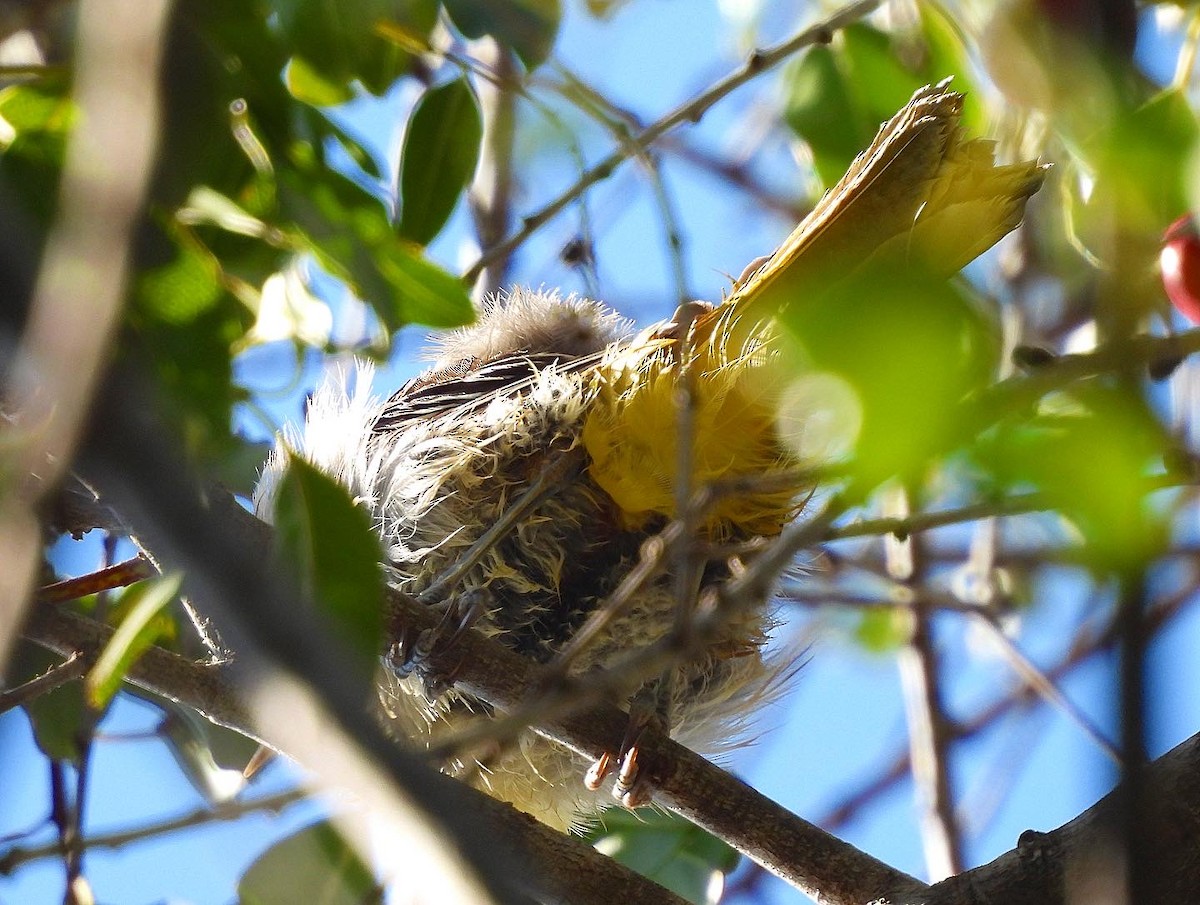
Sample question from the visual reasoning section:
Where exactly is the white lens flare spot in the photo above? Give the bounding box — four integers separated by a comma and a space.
775, 371, 862, 463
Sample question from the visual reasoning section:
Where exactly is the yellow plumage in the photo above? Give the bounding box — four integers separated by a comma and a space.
584, 81, 1045, 538
256, 81, 1045, 832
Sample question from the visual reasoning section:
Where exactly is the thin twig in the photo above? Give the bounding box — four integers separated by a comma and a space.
817, 583, 1197, 834
37, 556, 155, 604
0, 788, 310, 874
889, 485, 964, 880
967, 611, 1122, 764
825, 472, 1191, 544
462, 0, 883, 284
0, 652, 86, 715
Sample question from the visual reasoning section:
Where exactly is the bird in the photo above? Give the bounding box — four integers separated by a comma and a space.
253, 81, 1045, 832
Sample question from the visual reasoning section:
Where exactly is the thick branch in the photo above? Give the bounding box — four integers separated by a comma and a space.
917, 731, 1200, 905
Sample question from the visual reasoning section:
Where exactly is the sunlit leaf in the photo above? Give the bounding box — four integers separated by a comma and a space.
285, 56, 355, 108
270, 0, 436, 96
784, 21, 964, 187
135, 234, 225, 325
86, 574, 183, 710
280, 166, 474, 330
975, 386, 1170, 572
780, 272, 998, 485
0, 76, 75, 136
855, 605, 914, 652
157, 701, 255, 803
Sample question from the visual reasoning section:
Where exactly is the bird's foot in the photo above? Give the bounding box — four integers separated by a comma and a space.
583, 699, 663, 810
384, 588, 488, 700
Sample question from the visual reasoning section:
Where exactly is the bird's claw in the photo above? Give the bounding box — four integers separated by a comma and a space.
384, 589, 488, 699
584, 704, 659, 809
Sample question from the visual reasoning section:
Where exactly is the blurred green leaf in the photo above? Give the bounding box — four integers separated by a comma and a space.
588, 809, 738, 905
0, 76, 75, 134
136, 232, 225, 325
1083, 88, 1198, 237
784, 21, 973, 187
214, 438, 277, 499
127, 221, 251, 459
280, 164, 474, 329
11, 644, 87, 763
784, 46, 867, 187
239, 820, 379, 905
975, 386, 1169, 572
443, 0, 561, 70
285, 56, 355, 108
855, 605, 914, 652
0, 76, 72, 225
271, 0, 435, 97
273, 457, 385, 687
781, 273, 998, 485
87, 574, 183, 709
917, 4, 982, 132
397, 77, 483, 245
158, 701, 255, 803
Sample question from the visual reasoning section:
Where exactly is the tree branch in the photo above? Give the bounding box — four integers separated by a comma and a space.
919, 731, 1200, 904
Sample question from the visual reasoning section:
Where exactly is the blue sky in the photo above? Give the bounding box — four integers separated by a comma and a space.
4, 3, 1200, 904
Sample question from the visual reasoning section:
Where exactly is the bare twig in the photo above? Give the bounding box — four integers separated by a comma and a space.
0, 788, 309, 874
37, 556, 155, 604
0, 651, 86, 715
888, 486, 964, 880
817, 584, 1197, 834
462, 0, 883, 284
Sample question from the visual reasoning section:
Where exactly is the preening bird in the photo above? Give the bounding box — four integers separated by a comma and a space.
254, 82, 1045, 832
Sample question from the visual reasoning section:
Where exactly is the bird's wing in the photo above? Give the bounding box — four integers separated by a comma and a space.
372, 349, 608, 432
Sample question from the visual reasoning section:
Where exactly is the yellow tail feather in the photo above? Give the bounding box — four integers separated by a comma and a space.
583, 81, 1046, 533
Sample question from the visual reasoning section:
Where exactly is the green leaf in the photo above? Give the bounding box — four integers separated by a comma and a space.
280, 165, 474, 330
783, 19, 982, 188
780, 273, 998, 485
443, 0, 561, 69
916, 4, 983, 132
855, 606, 914, 652
86, 574, 184, 709
239, 820, 379, 905
783, 47, 867, 188
157, 700, 257, 803
0, 76, 75, 135
588, 810, 738, 905
397, 78, 483, 246
285, 56, 355, 108
271, 0, 436, 96
11, 644, 87, 763
783, 24, 927, 187
1082, 88, 1198, 238
127, 220, 251, 460
213, 439, 276, 500
975, 386, 1170, 573
272, 457, 385, 686
135, 233, 225, 325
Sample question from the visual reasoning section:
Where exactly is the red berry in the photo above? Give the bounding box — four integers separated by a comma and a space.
1161, 215, 1200, 324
